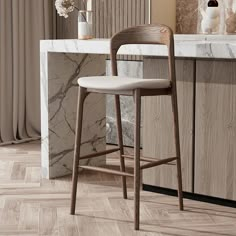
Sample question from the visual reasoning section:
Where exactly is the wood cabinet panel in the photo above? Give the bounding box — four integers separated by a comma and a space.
195, 60, 236, 200
143, 58, 194, 192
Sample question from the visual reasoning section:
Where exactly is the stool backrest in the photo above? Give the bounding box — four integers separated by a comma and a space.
110, 24, 176, 84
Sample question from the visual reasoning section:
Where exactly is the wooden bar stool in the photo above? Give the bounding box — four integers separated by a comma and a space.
70, 24, 184, 230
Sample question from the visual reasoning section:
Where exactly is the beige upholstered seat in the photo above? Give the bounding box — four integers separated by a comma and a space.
78, 76, 171, 91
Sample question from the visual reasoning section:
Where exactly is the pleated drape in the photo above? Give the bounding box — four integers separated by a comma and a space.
0, 0, 56, 145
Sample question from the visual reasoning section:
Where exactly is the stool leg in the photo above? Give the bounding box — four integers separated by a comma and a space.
134, 89, 141, 230
171, 92, 184, 211
71, 86, 87, 215
115, 95, 127, 199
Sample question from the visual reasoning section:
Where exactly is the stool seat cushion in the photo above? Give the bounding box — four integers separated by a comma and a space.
78, 76, 171, 91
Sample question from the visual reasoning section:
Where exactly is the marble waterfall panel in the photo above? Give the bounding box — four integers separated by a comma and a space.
106, 60, 143, 147
41, 52, 106, 179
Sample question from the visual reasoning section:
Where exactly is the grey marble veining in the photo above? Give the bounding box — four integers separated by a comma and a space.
41, 52, 106, 178
106, 60, 143, 147
41, 37, 236, 59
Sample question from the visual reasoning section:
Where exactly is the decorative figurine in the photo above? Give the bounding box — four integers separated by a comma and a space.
201, 0, 220, 34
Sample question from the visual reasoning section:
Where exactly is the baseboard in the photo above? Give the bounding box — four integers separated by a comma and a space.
143, 184, 236, 208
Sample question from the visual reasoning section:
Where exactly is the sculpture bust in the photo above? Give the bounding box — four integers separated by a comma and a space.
201, 1, 220, 34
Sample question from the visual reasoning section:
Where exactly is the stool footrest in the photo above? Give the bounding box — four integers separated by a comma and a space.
79, 148, 120, 160
79, 165, 134, 177
122, 154, 176, 166
122, 154, 158, 163
141, 157, 177, 170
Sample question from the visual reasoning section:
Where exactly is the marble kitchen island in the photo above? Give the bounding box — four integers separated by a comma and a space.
40, 34, 236, 202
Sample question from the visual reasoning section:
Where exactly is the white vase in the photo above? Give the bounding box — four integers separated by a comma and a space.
78, 10, 93, 40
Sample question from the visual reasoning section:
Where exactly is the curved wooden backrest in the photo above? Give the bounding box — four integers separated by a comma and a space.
110, 24, 176, 84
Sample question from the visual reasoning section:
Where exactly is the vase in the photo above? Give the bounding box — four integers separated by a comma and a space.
78, 10, 93, 40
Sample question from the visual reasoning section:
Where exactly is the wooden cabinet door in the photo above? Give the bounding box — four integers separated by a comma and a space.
143, 58, 194, 192
195, 60, 236, 200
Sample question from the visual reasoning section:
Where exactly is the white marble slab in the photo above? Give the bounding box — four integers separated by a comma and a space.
106, 60, 143, 147
41, 35, 236, 59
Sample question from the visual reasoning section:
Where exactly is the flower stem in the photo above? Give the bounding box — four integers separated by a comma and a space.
74, 6, 80, 11
82, 0, 86, 10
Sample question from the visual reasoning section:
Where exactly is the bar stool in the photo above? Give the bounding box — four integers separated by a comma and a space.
70, 24, 184, 230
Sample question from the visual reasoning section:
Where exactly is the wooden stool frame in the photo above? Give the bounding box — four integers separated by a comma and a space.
70, 24, 184, 230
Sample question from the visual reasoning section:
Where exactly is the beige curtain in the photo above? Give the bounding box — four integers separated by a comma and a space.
0, 0, 56, 145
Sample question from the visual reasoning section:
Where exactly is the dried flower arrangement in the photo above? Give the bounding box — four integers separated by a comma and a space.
55, 0, 93, 39
55, 0, 87, 18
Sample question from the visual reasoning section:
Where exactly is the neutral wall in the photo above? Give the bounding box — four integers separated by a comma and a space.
151, 0, 176, 32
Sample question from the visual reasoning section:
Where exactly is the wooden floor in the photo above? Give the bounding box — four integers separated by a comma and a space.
0, 142, 236, 236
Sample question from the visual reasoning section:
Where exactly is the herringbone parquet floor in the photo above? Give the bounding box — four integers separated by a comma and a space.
0, 142, 236, 236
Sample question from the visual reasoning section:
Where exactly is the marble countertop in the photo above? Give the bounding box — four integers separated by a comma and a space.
40, 34, 236, 59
